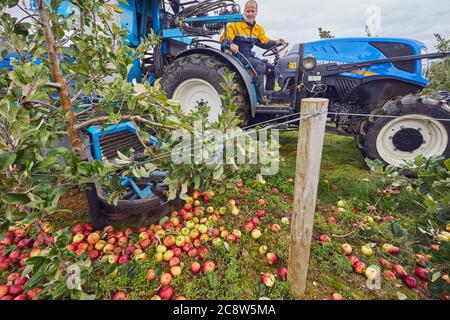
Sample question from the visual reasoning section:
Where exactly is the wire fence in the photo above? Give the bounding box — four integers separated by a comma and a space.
21, 106, 449, 179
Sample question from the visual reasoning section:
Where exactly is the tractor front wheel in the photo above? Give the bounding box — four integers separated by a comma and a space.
161, 54, 250, 125
357, 94, 450, 167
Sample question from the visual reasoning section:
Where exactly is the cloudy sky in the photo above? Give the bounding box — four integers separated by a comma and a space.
234, 0, 450, 50
5, 0, 449, 50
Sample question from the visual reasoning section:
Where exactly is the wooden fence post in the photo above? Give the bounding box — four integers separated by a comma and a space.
288, 98, 329, 298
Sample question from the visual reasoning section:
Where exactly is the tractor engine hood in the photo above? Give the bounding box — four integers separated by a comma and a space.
302, 37, 430, 86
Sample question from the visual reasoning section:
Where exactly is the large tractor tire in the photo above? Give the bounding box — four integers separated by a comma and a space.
356, 94, 450, 167
161, 54, 250, 125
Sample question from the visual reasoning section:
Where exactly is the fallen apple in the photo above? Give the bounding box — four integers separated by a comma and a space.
147, 269, 156, 282
191, 261, 201, 273
353, 261, 367, 274
251, 229, 262, 240
414, 267, 429, 281
403, 276, 418, 289
393, 264, 408, 279
159, 285, 174, 300
331, 293, 344, 300
278, 266, 288, 281
266, 252, 278, 265
261, 272, 275, 287
160, 272, 173, 286
361, 245, 373, 257
112, 291, 127, 300
341, 243, 352, 255
201, 260, 216, 273
259, 245, 268, 256
383, 270, 396, 281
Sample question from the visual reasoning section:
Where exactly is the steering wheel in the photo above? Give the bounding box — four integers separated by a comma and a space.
262, 42, 289, 57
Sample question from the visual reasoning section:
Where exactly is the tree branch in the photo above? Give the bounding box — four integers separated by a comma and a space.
75, 115, 177, 131
37, 0, 86, 160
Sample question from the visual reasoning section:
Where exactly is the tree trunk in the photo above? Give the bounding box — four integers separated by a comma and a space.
37, 0, 86, 160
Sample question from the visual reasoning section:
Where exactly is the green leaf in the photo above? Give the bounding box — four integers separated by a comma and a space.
444, 159, 450, 171
1, 193, 29, 205
0, 152, 16, 169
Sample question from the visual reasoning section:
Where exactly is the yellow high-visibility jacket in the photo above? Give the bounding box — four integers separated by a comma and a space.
220, 21, 276, 58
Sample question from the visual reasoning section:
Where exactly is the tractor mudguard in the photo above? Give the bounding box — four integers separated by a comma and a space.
176, 47, 258, 118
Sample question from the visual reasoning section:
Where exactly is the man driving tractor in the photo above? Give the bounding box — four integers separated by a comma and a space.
220, 0, 286, 105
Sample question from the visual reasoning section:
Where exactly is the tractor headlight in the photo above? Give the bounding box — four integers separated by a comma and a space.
421, 47, 430, 78
302, 55, 317, 71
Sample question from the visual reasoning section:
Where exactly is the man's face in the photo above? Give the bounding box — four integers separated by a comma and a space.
244, 2, 257, 24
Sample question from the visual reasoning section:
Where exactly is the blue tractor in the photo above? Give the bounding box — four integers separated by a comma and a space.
101, 0, 449, 167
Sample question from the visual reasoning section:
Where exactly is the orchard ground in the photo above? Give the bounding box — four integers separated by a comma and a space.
30, 131, 445, 300
50, 134, 445, 299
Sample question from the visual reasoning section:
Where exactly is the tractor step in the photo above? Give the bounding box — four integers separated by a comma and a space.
255, 104, 293, 114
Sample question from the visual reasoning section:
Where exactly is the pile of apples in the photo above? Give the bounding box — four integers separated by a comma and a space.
0, 221, 53, 300
103, 189, 246, 300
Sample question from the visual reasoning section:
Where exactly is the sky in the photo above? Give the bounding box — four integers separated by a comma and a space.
5, 0, 450, 51
234, 0, 450, 51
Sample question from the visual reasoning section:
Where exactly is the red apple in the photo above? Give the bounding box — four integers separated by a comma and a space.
243, 221, 255, 232
353, 261, 366, 274
393, 265, 408, 279
8, 284, 23, 297
202, 260, 216, 273
261, 272, 275, 287
87, 232, 100, 245
72, 233, 85, 244
258, 199, 266, 206
0, 285, 8, 298
7, 272, 21, 283
348, 256, 359, 265
118, 255, 129, 265
379, 258, 392, 269
388, 246, 400, 255
278, 266, 288, 281
159, 285, 174, 300
403, 276, 418, 289
198, 247, 209, 259
160, 272, 173, 286
271, 224, 281, 233
169, 257, 181, 267
117, 236, 129, 248
331, 293, 344, 300
187, 248, 198, 258
191, 261, 201, 273
139, 239, 151, 250
256, 210, 265, 218
112, 291, 127, 300
147, 269, 156, 282
266, 252, 278, 265
26, 287, 42, 300
88, 249, 100, 260
319, 234, 331, 243
414, 267, 429, 281
72, 224, 85, 236
383, 270, 396, 281
170, 266, 182, 277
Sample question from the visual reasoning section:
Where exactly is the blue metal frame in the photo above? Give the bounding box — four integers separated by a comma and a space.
85, 121, 162, 200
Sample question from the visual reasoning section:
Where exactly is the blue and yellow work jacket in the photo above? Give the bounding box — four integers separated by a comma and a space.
220, 21, 277, 58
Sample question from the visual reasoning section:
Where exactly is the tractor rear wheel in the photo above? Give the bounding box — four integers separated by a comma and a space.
356, 94, 450, 167
161, 54, 250, 125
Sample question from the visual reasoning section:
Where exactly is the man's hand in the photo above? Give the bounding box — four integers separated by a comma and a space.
276, 38, 287, 46
230, 43, 239, 54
